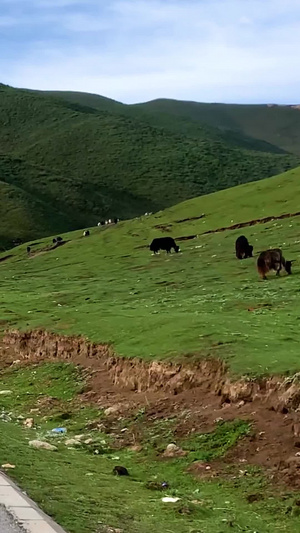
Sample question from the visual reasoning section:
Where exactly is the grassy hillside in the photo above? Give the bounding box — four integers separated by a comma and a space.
41, 89, 124, 114
1, 84, 299, 248
136, 99, 300, 155
1, 165, 300, 375
0, 154, 74, 249
44, 89, 289, 154
1, 167, 300, 533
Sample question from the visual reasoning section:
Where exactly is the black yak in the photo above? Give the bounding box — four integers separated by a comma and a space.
150, 237, 180, 254
235, 235, 253, 259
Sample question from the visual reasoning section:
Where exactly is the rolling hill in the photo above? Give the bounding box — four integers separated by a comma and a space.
134, 99, 300, 156
1, 164, 300, 375
43, 89, 292, 154
2, 165, 300, 533
0, 83, 299, 248
43, 89, 300, 155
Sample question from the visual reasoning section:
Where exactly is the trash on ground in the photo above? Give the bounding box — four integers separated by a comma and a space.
162, 497, 180, 503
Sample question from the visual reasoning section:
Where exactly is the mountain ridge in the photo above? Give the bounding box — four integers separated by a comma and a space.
0, 83, 299, 248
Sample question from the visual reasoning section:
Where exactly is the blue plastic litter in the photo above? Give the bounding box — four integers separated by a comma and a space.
51, 428, 67, 434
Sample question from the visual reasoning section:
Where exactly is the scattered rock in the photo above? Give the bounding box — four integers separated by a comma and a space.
0, 390, 12, 395
99, 526, 124, 533
214, 417, 224, 423
178, 505, 193, 515
286, 455, 300, 467
12, 360, 21, 365
1, 463, 15, 469
84, 438, 93, 445
23, 418, 34, 428
29, 440, 57, 451
104, 405, 123, 416
74, 434, 85, 441
113, 466, 129, 476
65, 439, 82, 447
247, 493, 263, 503
129, 445, 142, 452
163, 443, 187, 458
293, 423, 300, 438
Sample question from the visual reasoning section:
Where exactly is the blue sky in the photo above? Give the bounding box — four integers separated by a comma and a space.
1, 0, 300, 104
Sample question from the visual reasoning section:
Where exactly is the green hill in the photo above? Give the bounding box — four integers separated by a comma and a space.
44, 90, 300, 155
0, 154, 73, 249
135, 99, 300, 155
44, 89, 289, 154
2, 165, 300, 533
0, 83, 299, 248
2, 164, 300, 376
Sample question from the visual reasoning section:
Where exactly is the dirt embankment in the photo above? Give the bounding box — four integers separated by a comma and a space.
203, 210, 300, 235
3, 329, 300, 489
2, 329, 300, 412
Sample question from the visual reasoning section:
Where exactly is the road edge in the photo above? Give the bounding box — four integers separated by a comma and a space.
0, 472, 66, 533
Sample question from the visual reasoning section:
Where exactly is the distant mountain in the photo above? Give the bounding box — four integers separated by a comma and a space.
0, 83, 298, 248
133, 99, 300, 156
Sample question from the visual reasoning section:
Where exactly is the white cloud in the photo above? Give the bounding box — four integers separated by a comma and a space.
2, 0, 300, 103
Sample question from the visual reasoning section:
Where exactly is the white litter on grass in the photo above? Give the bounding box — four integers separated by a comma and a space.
161, 497, 180, 503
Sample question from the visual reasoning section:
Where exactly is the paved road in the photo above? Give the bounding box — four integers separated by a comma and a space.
0, 506, 24, 533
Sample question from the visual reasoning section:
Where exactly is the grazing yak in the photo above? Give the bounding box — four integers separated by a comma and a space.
53, 236, 63, 244
235, 235, 253, 259
150, 237, 180, 254
83, 230, 90, 237
257, 248, 294, 280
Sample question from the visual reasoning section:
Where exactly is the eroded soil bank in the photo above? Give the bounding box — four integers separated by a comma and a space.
2, 329, 300, 489
2, 329, 300, 410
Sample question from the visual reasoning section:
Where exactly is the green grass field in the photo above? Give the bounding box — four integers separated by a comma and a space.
1, 168, 300, 532
1, 165, 300, 376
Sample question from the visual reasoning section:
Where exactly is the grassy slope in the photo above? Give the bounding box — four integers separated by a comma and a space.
1, 166, 300, 376
0, 84, 299, 247
0, 155, 76, 249
136, 99, 300, 155
1, 167, 300, 533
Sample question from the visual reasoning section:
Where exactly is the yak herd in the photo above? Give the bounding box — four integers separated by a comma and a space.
149, 235, 294, 280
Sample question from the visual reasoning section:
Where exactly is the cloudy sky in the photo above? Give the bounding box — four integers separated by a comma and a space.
1, 0, 300, 104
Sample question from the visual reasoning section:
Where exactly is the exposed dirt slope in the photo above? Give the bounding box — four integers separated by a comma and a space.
2, 329, 300, 490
